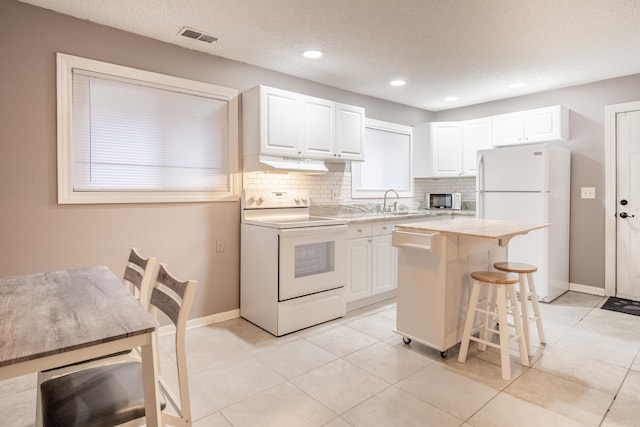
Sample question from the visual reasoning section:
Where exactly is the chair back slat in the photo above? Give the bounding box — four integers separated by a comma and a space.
150, 264, 195, 326
123, 267, 144, 291
123, 247, 157, 308
150, 286, 182, 325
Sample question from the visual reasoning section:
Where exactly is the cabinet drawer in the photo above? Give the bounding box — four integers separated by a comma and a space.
372, 220, 395, 236
347, 223, 372, 239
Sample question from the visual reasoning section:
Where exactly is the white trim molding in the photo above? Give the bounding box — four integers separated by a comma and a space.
158, 308, 240, 336
569, 282, 606, 297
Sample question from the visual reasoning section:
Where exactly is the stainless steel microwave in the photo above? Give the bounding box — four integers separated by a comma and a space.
426, 193, 462, 210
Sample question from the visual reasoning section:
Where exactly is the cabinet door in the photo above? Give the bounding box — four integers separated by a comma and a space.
371, 235, 396, 294
462, 118, 492, 176
491, 112, 524, 146
430, 122, 463, 177
335, 103, 365, 161
346, 238, 371, 302
261, 88, 301, 156
412, 122, 430, 178
301, 96, 335, 159
524, 106, 563, 143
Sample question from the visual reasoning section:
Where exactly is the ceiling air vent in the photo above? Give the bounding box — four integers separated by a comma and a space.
179, 27, 218, 44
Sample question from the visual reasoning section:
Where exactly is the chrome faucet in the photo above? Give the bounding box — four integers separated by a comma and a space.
383, 189, 399, 213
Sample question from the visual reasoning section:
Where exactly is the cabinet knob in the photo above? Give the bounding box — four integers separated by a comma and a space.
382, 226, 387, 230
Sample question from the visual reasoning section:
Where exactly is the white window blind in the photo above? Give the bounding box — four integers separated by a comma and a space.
351, 119, 413, 198
73, 70, 229, 192
357, 127, 411, 191
57, 53, 239, 204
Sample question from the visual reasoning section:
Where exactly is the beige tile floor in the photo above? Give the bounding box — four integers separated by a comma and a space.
2, 291, 640, 426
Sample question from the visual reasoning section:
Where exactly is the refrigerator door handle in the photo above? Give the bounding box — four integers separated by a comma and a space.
477, 153, 484, 218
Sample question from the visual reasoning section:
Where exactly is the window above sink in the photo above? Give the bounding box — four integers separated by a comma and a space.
351, 118, 413, 199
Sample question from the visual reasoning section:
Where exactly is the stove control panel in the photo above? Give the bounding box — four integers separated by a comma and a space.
242, 189, 311, 209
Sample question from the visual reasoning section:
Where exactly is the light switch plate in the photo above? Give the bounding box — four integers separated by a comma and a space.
581, 187, 596, 199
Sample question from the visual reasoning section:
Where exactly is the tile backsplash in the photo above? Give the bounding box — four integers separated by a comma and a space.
243, 171, 476, 211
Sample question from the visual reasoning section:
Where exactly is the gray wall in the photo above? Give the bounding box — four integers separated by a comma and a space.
0, 1, 431, 321
435, 75, 640, 290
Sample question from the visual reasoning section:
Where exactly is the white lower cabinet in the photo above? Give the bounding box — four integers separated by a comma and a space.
346, 237, 371, 302
346, 220, 399, 305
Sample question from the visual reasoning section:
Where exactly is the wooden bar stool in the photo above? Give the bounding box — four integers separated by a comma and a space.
458, 271, 529, 380
494, 262, 546, 355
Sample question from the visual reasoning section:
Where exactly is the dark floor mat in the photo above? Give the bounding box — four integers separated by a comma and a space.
601, 296, 640, 316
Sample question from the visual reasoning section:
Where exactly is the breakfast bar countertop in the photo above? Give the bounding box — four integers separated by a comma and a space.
394, 217, 550, 241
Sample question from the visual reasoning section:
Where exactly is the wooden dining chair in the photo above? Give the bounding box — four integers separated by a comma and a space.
39, 263, 197, 427
36, 247, 157, 427
35, 248, 157, 426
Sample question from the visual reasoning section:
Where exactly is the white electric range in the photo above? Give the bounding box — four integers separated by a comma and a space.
240, 189, 347, 336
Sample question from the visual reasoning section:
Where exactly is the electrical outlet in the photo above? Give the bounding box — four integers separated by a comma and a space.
581, 187, 596, 199
216, 239, 225, 253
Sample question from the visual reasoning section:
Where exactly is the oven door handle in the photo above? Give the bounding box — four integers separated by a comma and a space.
278, 225, 347, 237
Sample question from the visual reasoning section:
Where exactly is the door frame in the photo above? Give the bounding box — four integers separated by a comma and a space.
604, 101, 640, 296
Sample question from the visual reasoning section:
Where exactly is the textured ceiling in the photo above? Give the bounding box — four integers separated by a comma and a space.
17, 0, 640, 111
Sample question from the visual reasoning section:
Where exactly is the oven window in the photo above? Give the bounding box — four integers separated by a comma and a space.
294, 241, 335, 278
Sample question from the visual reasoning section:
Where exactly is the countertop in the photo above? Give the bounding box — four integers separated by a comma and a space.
394, 217, 550, 239
328, 210, 476, 224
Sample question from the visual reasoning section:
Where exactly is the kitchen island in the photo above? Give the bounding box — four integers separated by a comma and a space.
392, 218, 549, 357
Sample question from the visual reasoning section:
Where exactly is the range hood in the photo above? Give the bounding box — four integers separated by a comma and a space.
244, 154, 328, 173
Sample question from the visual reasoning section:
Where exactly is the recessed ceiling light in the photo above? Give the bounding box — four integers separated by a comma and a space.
303, 50, 323, 59
508, 82, 526, 88
390, 79, 407, 87
444, 96, 459, 102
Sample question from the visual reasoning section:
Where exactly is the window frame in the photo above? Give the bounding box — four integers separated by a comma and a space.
56, 52, 240, 204
351, 118, 414, 199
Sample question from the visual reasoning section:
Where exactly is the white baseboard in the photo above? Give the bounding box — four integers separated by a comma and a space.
569, 282, 606, 297
158, 308, 240, 336
347, 290, 396, 312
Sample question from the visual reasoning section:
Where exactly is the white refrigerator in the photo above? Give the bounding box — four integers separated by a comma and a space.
477, 143, 571, 302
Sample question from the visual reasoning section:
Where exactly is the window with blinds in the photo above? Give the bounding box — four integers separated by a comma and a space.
57, 53, 239, 204
351, 119, 414, 198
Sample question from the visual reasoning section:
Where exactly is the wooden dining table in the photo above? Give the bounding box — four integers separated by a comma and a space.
0, 266, 162, 425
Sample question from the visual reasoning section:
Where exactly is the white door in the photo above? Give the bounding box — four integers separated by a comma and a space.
616, 109, 640, 299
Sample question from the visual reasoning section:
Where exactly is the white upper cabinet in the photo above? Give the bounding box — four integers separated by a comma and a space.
492, 105, 569, 146
430, 122, 463, 177
335, 103, 365, 161
260, 87, 301, 157
414, 119, 492, 178
302, 96, 336, 158
462, 117, 492, 176
243, 85, 365, 163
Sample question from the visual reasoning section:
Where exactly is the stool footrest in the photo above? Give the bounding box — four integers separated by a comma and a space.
468, 336, 501, 350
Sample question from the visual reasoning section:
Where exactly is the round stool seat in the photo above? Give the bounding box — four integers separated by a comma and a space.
470, 271, 519, 285
493, 262, 538, 274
